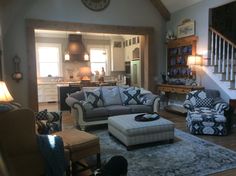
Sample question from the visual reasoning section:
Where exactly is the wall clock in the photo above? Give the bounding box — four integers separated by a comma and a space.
81, 0, 110, 11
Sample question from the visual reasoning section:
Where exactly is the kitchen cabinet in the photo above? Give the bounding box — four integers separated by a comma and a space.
38, 83, 58, 103
111, 41, 125, 71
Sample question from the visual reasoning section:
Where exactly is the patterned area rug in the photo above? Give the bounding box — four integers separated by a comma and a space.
92, 129, 236, 176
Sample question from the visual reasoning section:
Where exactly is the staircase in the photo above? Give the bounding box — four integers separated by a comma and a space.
208, 27, 236, 91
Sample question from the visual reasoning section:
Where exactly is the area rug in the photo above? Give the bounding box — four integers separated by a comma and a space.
92, 129, 236, 176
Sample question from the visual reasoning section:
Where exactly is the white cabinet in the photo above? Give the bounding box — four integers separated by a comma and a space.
38, 83, 58, 103
111, 41, 125, 71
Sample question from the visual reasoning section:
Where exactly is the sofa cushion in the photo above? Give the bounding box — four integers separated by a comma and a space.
106, 105, 131, 116
84, 87, 103, 108
102, 86, 122, 106
85, 107, 109, 121
122, 89, 142, 105
127, 105, 153, 114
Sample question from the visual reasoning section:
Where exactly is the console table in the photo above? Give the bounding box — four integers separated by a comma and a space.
157, 84, 204, 115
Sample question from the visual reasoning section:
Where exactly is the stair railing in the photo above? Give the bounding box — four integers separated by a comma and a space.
209, 27, 235, 81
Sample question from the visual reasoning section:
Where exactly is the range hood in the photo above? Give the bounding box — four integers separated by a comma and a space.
67, 34, 87, 61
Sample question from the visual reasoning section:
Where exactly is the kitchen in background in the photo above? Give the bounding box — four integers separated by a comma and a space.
35, 29, 142, 111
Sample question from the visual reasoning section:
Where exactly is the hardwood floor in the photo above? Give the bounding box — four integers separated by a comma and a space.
39, 103, 236, 176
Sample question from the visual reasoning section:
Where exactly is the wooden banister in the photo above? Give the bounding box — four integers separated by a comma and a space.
209, 27, 236, 48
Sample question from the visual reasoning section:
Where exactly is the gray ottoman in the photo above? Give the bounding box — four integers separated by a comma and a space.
108, 113, 175, 150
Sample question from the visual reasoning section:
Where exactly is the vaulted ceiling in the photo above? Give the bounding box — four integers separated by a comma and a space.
0, 0, 204, 21
150, 0, 204, 21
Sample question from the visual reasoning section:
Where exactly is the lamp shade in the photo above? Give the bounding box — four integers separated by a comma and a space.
187, 55, 202, 66
79, 66, 91, 81
0, 81, 14, 102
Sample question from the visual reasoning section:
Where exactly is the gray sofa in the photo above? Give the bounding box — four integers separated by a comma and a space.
66, 86, 160, 130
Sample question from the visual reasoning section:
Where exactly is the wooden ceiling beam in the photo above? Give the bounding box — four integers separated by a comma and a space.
150, 0, 170, 21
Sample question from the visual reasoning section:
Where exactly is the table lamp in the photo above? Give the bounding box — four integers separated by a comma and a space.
0, 81, 14, 103
187, 55, 202, 85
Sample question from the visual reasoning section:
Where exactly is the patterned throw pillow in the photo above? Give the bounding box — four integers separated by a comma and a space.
46, 112, 62, 132
84, 88, 103, 108
122, 89, 142, 105
35, 109, 48, 120
195, 98, 213, 108
119, 86, 134, 103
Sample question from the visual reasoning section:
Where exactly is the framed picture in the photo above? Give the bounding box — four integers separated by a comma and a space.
177, 21, 195, 38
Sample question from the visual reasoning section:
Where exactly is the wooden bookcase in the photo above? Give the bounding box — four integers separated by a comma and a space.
167, 36, 198, 78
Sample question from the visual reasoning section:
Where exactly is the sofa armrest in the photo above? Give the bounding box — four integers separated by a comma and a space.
140, 93, 160, 112
65, 96, 80, 109
183, 100, 194, 111
214, 102, 229, 113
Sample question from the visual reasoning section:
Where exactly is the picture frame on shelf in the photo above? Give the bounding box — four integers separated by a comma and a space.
177, 21, 195, 38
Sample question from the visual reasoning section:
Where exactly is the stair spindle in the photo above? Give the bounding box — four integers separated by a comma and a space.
214, 34, 218, 65
230, 46, 234, 80
210, 32, 214, 65
222, 40, 225, 73
226, 42, 230, 80
218, 37, 221, 72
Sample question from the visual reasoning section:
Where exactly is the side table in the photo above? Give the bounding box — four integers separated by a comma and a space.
157, 84, 204, 115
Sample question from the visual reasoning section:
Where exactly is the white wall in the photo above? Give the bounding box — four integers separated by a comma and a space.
1, 0, 166, 107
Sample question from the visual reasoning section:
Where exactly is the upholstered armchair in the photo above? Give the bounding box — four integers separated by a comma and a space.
0, 108, 68, 176
183, 89, 229, 135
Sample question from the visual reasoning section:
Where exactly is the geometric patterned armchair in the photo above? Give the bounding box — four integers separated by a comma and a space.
183, 89, 229, 136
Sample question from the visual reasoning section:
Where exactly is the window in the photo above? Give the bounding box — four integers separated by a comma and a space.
90, 48, 108, 75
36, 43, 62, 77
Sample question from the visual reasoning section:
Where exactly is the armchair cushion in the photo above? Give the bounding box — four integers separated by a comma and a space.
195, 97, 213, 108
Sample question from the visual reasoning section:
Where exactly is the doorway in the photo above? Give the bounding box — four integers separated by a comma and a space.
26, 19, 154, 111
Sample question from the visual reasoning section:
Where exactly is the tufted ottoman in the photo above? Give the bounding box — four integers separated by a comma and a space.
108, 114, 175, 150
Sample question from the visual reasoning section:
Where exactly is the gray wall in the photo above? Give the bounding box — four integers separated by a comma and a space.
1, 0, 166, 107
167, 0, 234, 101
167, 0, 235, 56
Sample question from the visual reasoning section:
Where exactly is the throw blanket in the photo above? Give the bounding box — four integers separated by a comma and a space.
37, 135, 67, 176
